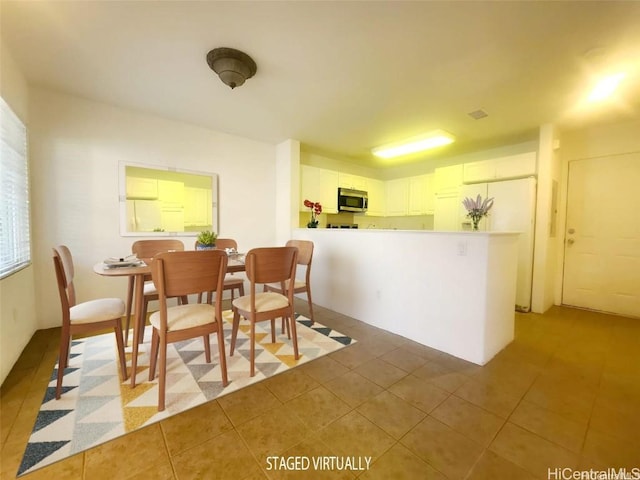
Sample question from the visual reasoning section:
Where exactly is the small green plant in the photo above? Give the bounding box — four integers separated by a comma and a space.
197, 230, 217, 246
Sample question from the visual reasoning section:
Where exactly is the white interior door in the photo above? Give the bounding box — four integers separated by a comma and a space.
562, 153, 640, 317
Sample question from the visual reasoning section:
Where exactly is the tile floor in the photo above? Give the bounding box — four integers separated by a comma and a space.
1, 301, 639, 480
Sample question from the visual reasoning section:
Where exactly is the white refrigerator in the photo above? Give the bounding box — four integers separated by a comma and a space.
460, 177, 537, 312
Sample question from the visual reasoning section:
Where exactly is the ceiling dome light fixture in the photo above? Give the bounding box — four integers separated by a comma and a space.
372, 130, 456, 159
206, 47, 257, 89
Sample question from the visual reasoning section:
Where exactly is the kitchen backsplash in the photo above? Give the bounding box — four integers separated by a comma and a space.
299, 212, 434, 230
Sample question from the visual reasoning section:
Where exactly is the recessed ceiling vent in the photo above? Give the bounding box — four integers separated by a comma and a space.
468, 109, 488, 120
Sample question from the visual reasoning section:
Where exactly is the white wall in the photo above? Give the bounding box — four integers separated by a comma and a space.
276, 139, 300, 245
531, 124, 561, 313
301, 150, 382, 179
0, 39, 37, 385
560, 118, 640, 160
28, 88, 278, 330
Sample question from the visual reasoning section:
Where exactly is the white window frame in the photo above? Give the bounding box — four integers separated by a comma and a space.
0, 97, 31, 279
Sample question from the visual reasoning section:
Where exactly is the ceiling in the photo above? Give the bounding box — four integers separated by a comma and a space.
2, 1, 640, 168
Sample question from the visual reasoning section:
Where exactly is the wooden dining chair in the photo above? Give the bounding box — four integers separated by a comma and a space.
264, 240, 315, 333
194, 238, 245, 303
148, 250, 229, 411
52, 245, 128, 399
230, 246, 299, 377
124, 239, 185, 345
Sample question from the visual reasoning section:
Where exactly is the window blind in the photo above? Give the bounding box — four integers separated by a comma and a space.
0, 97, 31, 279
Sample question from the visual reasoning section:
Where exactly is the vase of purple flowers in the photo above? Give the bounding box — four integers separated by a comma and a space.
462, 194, 494, 231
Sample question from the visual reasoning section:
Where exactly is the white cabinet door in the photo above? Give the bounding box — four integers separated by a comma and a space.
434, 192, 461, 231
158, 180, 184, 209
366, 178, 385, 216
301, 165, 339, 213
463, 152, 537, 183
424, 174, 435, 214
385, 178, 409, 216
339, 173, 367, 191
434, 164, 463, 194
494, 152, 536, 180
126, 177, 158, 199
408, 174, 436, 215
408, 175, 429, 215
463, 160, 495, 184
184, 187, 211, 227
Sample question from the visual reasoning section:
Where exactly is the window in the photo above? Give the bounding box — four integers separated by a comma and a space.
0, 97, 30, 279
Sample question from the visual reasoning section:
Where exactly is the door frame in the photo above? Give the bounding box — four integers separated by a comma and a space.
558, 153, 639, 317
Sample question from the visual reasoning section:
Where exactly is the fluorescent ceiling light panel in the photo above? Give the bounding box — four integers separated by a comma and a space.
587, 73, 626, 102
372, 130, 455, 158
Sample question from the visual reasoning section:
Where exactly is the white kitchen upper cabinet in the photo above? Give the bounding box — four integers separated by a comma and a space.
184, 187, 211, 227
408, 174, 435, 215
301, 165, 339, 213
462, 161, 494, 184
424, 174, 435, 214
463, 152, 536, 184
366, 178, 385, 216
126, 176, 158, 199
158, 179, 184, 210
385, 178, 409, 216
494, 152, 536, 179
434, 164, 463, 194
339, 173, 368, 191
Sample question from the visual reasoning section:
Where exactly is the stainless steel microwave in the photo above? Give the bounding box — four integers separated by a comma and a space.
338, 188, 368, 213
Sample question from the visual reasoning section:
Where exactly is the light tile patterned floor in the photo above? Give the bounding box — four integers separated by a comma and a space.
1, 300, 639, 479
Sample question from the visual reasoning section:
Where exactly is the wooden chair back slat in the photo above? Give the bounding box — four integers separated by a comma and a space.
245, 247, 297, 286
53, 245, 76, 307
132, 239, 184, 259
214, 238, 238, 251
286, 239, 313, 267
152, 250, 227, 299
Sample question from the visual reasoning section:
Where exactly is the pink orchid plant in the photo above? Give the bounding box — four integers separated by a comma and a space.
304, 199, 322, 228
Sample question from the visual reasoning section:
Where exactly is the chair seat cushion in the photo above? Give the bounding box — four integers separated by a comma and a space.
149, 304, 216, 332
143, 281, 157, 296
224, 277, 244, 287
70, 298, 125, 324
265, 279, 305, 291
232, 292, 289, 312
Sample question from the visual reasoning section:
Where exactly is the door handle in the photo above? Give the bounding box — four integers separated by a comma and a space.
567, 238, 575, 245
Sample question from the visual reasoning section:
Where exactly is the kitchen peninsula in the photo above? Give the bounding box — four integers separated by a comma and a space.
292, 229, 519, 365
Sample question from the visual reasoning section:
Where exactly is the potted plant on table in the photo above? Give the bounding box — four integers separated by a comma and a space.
304, 199, 322, 228
196, 230, 217, 250
462, 194, 494, 231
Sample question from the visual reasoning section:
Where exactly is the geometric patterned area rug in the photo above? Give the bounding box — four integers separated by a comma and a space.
17, 311, 355, 476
